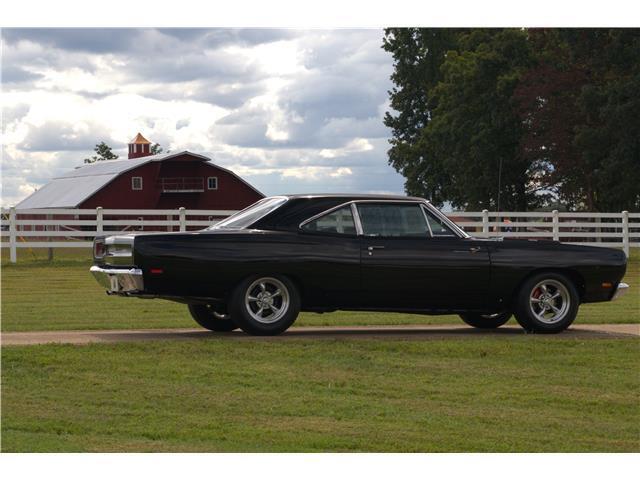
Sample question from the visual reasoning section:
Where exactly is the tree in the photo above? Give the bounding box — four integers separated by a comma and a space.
84, 142, 119, 164
384, 28, 640, 211
514, 29, 640, 211
383, 28, 460, 206
384, 29, 540, 210
150, 143, 163, 155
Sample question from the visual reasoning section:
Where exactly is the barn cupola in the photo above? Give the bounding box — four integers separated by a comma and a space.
128, 132, 153, 159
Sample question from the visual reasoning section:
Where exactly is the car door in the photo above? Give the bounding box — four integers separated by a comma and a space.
356, 202, 490, 310
296, 204, 362, 307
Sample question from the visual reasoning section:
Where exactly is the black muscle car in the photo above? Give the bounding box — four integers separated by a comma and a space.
91, 194, 629, 335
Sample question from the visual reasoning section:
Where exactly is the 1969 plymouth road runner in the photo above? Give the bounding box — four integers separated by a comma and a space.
91, 194, 629, 335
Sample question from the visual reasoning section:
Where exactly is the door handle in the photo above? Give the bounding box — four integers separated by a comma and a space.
366, 245, 385, 256
469, 246, 483, 253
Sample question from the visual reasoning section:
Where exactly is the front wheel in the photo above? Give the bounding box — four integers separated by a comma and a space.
513, 272, 579, 333
229, 275, 300, 336
460, 311, 512, 329
188, 304, 238, 332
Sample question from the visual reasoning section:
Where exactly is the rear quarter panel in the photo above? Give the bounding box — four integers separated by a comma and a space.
133, 230, 361, 308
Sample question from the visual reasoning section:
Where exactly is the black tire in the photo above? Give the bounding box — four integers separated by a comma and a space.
188, 304, 238, 332
229, 275, 300, 336
513, 272, 579, 334
460, 311, 512, 329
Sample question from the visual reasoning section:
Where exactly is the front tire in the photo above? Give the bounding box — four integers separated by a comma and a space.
229, 275, 300, 336
188, 305, 238, 332
460, 311, 512, 329
513, 272, 579, 333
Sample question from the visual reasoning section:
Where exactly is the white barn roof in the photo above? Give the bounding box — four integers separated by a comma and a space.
16, 151, 260, 209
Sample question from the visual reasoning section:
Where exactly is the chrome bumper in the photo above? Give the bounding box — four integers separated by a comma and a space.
612, 282, 630, 301
90, 266, 144, 293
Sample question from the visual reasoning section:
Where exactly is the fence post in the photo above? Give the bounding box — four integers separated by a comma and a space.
622, 210, 629, 257
9, 206, 17, 263
552, 210, 559, 241
179, 207, 186, 232
482, 209, 489, 237
96, 207, 103, 236
47, 213, 54, 261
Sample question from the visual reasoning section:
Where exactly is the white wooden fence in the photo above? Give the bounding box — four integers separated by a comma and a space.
1, 207, 638, 263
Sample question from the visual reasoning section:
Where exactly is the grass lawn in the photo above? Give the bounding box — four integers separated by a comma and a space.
2, 336, 639, 452
1, 248, 638, 332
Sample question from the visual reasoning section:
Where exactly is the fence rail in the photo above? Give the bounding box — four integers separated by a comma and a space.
1, 207, 638, 263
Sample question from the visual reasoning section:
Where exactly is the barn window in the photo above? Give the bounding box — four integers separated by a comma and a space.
207, 177, 218, 190
132, 177, 143, 190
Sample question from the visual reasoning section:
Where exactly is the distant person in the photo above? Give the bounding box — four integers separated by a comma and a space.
504, 217, 513, 233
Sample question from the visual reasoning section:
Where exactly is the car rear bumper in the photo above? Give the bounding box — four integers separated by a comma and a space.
90, 266, 144, 293
612, 282, 630, 301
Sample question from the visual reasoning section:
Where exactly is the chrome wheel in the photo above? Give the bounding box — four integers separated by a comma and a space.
244, 277, 290, 324
529, 279, 570, 324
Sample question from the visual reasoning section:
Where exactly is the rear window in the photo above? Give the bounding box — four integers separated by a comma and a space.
209, 197, 288, 230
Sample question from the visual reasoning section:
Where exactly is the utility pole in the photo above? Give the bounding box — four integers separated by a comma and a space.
497, 158, 503, 212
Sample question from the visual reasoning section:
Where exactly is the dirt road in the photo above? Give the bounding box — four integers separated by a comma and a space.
2, 323, 638, 346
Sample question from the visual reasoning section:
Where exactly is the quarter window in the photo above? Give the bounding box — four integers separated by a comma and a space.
357, 203, 429, 237
302, 206, 357, 235
207, 177, 218, 190
132, 177, 143, 190
421, 206, 456, 236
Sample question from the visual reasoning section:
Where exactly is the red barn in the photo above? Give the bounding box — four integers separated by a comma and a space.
17, 133, 264, 211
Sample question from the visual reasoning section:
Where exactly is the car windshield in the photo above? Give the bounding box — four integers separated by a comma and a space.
209, 196, 288, 230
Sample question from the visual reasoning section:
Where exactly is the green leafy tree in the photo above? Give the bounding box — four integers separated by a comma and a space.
383, 28, 460, 205
150, 143, 163, 155
515, 29, 640, 211
385, 28, 640, 212
385, 29, 539, 210
84, 142, 119, 164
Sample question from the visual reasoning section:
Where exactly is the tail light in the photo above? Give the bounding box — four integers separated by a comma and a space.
94, 239, 106, 258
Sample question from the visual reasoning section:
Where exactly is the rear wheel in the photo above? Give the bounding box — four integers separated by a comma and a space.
229, 275, 300, 335
460, 311, 512, 329
188, 304, 238, 332
513, 272, 579, 333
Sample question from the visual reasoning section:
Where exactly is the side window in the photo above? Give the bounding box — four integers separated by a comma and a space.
357, 203, 429, 237
207, 177, 218, 190
132, 177, 143, 190
302, 206, 357, 235
422, 206, 455, 237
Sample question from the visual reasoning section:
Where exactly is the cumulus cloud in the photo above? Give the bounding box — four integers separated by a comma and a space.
21, 121, 118, 152
0, 28, 406, 206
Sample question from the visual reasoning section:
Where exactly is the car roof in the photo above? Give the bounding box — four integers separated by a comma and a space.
280, 193, 427, 202
250, 193, 430, 231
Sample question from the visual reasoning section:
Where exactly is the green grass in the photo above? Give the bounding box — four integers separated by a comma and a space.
2, 337, 638, 452
1, 248, 638, 332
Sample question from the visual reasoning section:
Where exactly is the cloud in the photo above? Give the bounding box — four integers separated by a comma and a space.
157, 28, 295, 48
2, 28, 143, 53
1, 28, 407, 206
2, 103, 30, 130
21, 121, 117, 152
2, 64, 43, 83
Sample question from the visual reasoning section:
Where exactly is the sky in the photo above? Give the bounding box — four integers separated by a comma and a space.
1, 28, 406, 206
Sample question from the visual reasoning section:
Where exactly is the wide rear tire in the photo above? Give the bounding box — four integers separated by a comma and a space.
460, 311, 512, 329
229, 275, 300, 336
188, 304, 238, 332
